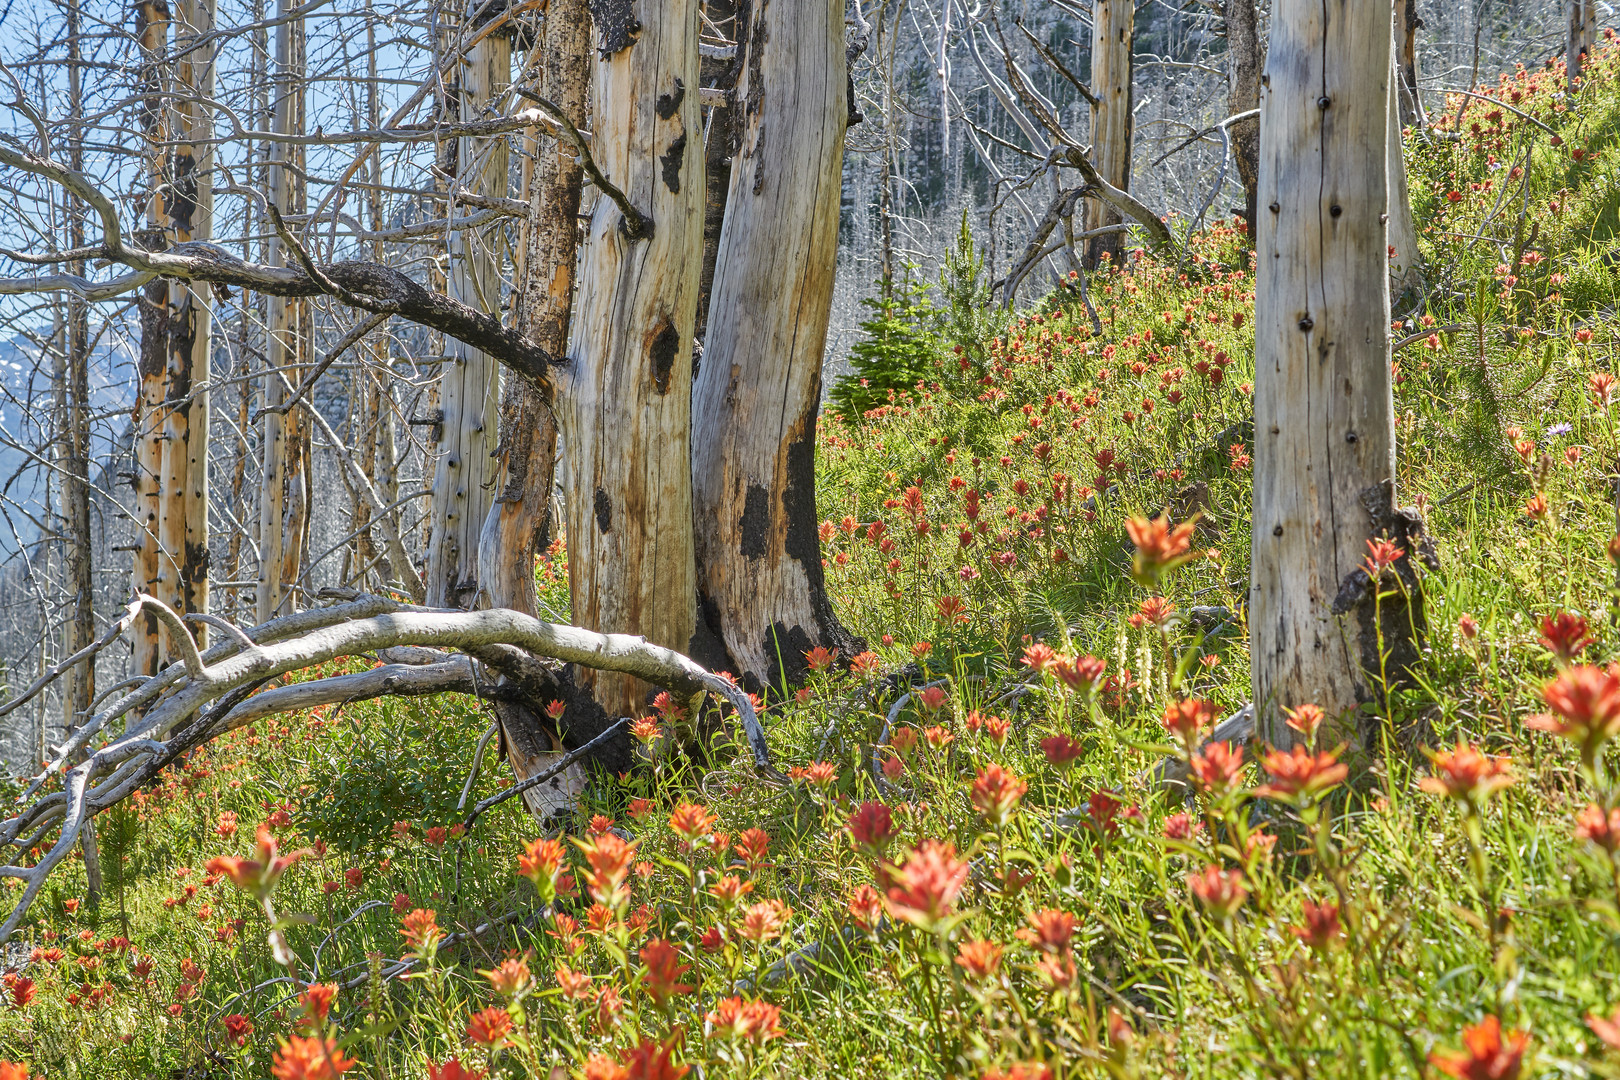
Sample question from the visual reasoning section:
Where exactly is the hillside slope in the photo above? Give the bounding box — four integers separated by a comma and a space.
4, 40, 1620, 1080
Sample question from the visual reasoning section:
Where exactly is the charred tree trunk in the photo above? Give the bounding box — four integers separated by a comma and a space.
258, 0, 306, 622
694, 0, 739, 343
690, 0, 861, 693
1222, 0, 1262, 238
426, 13, 509, 608
477, 0, 592, 817
558, 0, 704, 720
132, 0, 170, 676
63, 0, 102, 907
62, 0, 94, 738
1251, 0, 1424, 752
159, 0, 213, 641
1084, 0, 1133, 268
1395, 0, 1426, 129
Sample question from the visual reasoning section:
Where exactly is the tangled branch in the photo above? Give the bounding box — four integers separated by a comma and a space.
0, 593, 773, 941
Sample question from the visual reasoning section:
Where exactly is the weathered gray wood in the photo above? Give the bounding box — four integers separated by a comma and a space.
1251, 0, 1398, 749
690, 0, 859, 689
427, 23, 509, 608
559, 0, 705, 718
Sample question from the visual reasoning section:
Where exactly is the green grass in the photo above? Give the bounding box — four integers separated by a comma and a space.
12, 40, 1620, 1080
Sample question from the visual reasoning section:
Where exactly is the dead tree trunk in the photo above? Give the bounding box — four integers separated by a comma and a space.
1251, 0, 1424, 752
694, 0, 739, 342
559, 0, 704, 720
132, 0, 170, 676
62, 0, 94, 737
159, 0, 213, 641
690, 0, 862, 692
63, 0, 102, 908
258, 0, 306, 622
1222, 0, 1262, 237
477, 0, 591, 817
1569, 0, 1597, 89
426, 14, 509, 609
1387, 36, 1423, 296
1395, 0, 1426, 129
1084, 0, 1133, 268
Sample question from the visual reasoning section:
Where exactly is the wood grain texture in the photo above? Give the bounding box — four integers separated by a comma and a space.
560, 0, 704, 718
1250, 0, 1396, 748
426, 29, 510, 608
690, 0, 859, 690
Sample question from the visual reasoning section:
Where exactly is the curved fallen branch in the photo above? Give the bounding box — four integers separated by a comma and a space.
0, 596, 775, 941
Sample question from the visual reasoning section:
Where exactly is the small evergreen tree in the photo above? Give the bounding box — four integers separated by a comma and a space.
827, 269, 941, 418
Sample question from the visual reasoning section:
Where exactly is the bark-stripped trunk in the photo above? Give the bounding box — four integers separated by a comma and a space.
690, 0, 861, 692
1251, 0, 1423, 751
1569, 0, 1597, 89
1395, 0, 1426, 129
159, 0, 213, 643
258, 0, 306, 622
1084, 0, 1133, 268
476, 0, 589, 818
560, 0, 704, 719
1387, 39, 1423, 295
1222, 0, 1262, 238
426, 17, 509, 608
357, 36, 385, 586
132, 0, 170, 677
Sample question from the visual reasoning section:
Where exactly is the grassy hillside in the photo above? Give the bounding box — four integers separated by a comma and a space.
7, 39, 1620, 1080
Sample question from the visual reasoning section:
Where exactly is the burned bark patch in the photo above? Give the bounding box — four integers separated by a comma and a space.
587, 0, 639, 56
762, 620, 814, 692
649, 320, 680, 394
660, 132, 687, 193
1330, 482, 1438, 747
655, 78, 685, 120
138, 279, 168, 380
594, 487, 612, 533
781, 411, 867, 658
739, 483, 770, 559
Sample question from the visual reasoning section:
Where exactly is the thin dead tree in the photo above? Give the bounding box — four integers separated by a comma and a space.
132, 0, 170, 675
257, 0, 307, 622
426, 4, 508, 609
477, 0, 590, 816
1084, 0, 1133, 268
1222, 0, 1262, 236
